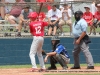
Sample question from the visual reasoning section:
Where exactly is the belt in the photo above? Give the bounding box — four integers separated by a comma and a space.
35, 36, 43, 37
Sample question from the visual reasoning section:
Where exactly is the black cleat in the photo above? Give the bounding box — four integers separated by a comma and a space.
87, 66, 94, 69
70, 66, 81, 69
47, 67, 57, 70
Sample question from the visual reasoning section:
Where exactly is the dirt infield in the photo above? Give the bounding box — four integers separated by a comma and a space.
0, 67, 100, 75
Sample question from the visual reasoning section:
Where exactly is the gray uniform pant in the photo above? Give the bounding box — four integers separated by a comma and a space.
72, 39, 94, 67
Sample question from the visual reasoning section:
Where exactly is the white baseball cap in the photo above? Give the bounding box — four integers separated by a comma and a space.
84, 5, 90, 9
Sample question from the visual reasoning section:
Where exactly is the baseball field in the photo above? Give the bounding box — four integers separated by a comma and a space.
0, 64, 100, 75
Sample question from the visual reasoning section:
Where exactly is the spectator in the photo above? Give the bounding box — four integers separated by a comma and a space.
83, 6, 96, 35
7, 0, 25, 31
59, 0, 73, 11
47, 4, 62, 36
93, 1, 100, 34
44, 36, 70, 70
0, 0, 15, 20
36, 0, 54, 10
16, 5, 33, 36
71, 11, 94, 69
38, 12, 46, 21
0, 0, 5, 20
91, 0, 97, 16
59, 4, 72, 36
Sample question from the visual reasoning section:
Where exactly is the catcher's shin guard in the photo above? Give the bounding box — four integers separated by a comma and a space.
56, 54, 67, 70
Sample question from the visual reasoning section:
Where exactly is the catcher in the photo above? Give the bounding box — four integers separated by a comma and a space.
44, 36, 70, 70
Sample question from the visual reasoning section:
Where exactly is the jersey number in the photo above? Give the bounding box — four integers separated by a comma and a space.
35, 26, 41, 34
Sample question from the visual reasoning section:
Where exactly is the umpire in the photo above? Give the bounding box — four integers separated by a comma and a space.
44, 36, 70, 70
71, 11, 94, 69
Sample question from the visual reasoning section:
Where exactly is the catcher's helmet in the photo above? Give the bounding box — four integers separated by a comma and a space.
51, 36, 60, 41
28, 12, 38, 18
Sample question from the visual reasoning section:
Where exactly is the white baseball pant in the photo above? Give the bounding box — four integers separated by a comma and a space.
29, 36, 45, 69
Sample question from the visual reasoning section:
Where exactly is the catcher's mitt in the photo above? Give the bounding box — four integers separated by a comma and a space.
42, 50, 46, 55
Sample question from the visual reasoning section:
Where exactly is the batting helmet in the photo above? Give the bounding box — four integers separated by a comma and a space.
51, 36, 60, 41
28, 12, 38, 18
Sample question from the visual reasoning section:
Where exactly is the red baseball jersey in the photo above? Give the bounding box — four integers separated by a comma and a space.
29, 21, 48, 36
36, 0, 46, 2
39, 12, 46, 21
83, 12, 93, 23
94, 11, 100, 20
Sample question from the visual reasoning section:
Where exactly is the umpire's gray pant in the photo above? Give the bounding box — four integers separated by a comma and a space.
72, 39, 94, 67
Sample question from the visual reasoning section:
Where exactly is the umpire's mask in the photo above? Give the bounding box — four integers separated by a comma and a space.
74, 11, 83, 21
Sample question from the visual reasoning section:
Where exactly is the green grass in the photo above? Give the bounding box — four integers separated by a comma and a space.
44, 74, 100, 75
63, 25, 100, 33
0, 63, 100, 69
63, 17, 100, 33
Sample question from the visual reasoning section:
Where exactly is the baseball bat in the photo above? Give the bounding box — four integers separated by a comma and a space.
37, 3, 43, 20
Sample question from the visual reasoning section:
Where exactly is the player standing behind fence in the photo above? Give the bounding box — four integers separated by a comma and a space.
93, 1, 100, 34
83, 5, 96, 35
28, 12, 48, 72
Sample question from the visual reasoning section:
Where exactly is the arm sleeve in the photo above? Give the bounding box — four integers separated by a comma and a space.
58, 10, 62, 18
21, 10, 24, 14
47, 10, 51, 18
80, 21, 87, 32
43, 22, 48, 26
55, 46, 63, 54
29, 23, 33, 33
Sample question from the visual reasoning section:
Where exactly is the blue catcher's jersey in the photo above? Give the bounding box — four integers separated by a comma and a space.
54, 44, 70, 58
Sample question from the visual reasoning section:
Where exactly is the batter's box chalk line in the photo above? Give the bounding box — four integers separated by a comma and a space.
46, 70, 100, 72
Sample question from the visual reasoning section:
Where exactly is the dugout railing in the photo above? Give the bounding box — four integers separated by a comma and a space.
0, 0, 96, 37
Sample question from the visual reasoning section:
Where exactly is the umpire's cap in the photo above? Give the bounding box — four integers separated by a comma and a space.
51, 36, 60, 41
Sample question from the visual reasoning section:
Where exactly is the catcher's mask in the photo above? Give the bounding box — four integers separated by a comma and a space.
51, 36, 60, 48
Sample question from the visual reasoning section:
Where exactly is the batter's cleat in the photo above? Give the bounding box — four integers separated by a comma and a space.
47, 67, 57, 70
28, 68, 38, 72
70, 66, 81, 69
87, 66, 94, 69
38, 68, 46, 72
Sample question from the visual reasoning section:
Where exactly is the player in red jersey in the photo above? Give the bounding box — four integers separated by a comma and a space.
93, 1, 100, 34
39, 12, 46, 21
36, 0, 54, 10
28, 12, 48, 72
83, 6, 96, 35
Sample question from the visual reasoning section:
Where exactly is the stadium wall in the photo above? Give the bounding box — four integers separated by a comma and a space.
0, 37, 100, 65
